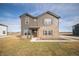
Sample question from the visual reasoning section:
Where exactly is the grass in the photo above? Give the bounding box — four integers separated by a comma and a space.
0, 35, 79, 56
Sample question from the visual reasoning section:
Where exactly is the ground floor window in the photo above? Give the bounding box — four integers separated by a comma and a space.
43, 30, 52, 35
25, 32, 31, 35
24, 29, 32, 35
24, 29, 29, 35
43, 30, 47, 35
25, 32, 27, 35
3, 31, 5, 34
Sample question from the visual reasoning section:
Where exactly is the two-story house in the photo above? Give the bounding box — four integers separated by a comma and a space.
20, 11, 60, 39
0, 24, 8, 36
72, 24, 79, 36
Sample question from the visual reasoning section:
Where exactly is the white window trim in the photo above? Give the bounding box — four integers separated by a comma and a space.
25, 17, 29, 24
44, 18, 52, 26
43, 30, 53, 35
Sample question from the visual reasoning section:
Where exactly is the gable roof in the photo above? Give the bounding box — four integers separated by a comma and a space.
20, 11, 60, 19
21, 13, 36, 18
37, 11, 60, 18
0, 24, 8, 27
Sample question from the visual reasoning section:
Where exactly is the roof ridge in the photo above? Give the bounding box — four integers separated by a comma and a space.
20, 11, 60, 19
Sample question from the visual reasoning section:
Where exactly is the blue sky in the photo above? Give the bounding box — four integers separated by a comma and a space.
0, 3, 79, 32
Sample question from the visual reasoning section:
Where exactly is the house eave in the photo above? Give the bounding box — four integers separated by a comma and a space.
0, 24, 8, 27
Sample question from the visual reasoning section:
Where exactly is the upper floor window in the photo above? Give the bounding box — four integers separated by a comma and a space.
44, 18, 52, 26
25, 17, 29, 24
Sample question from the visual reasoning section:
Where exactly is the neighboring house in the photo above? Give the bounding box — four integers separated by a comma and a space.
0, 24, 8, 36
20, 11, 60, 39
73, 24, 79, 36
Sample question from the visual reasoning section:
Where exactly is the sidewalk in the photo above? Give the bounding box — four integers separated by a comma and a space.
60, 35, 79, 40
31, 39, 78, 42
31, 35, 79, 42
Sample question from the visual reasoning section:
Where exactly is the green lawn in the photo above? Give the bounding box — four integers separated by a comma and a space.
0, 36, 79, 56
